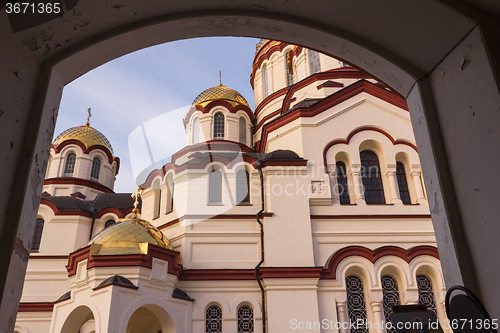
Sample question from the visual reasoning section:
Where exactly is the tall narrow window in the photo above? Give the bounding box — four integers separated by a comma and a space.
308, 50, 321, 75
382, 275, 400, 333
417, 275, 438, 315
345, 275, 368, 333
206, 305, 222, 333
166, 182, 174, 213
336, 161, 350, 204
90, 157, 101, 181
396, 162, 411, 204
213, 113, 225, 140
285, 51, 294, 86
105, 219, 115, 228
64, 153, 76, 175
209, 170, 222, 203
236, 170, 250, 203
262, 64, 269, 98
239, 117, 247, 144
154, 188, 161, 218
31, 218, 44, 251
238, 305, 254, 333
360, 150, 385, 204
192, 117, 200, 144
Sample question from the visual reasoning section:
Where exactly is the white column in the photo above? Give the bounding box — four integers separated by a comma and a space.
387, 169, 403, 205
411, 171, 426, 203
336, 301, 349, 333
351, 166, 366, 205
372, 301, 385, 333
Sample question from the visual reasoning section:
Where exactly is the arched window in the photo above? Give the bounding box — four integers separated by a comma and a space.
360, 150, 385, 204
239, 117, 247, 144
262, 64, 269, 98
285, 51, 294, 86
213, 113, 225, 140
31, 218, 44, 251
238, 305, 254, 333
90, 157, 101, 181
209, 170, 222, 203
345, 275, 368, 333
64, 152, 76, 175
417, 275, 438, 315
206, 305, 222, 333
105, 219, 115, 228
396, 162, 411, 204
308, 50, 321, 75
381, 275, 401, 333
154, 188, 161, 219
336, 161, 350, 204
236, 170, 250, 204
166, 183, 174, 213
192, 117, 200, 144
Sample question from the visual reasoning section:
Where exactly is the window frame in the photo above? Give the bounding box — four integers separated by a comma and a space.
208, 169, 223, 203
213, 112, 225, 140
360, 150, 386, 204
192, 116, 200, 144
396, 162, 411, 204
31, 218, 44, 251
63, 152, 76, 176
206, 304, 223, 333
90, 156, 101, 182
236, 170, 250, 204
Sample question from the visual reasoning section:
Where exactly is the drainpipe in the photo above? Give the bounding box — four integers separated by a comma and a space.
255, 160, 266, 333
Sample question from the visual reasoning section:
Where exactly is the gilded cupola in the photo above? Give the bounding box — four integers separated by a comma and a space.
192, 83, 250, 108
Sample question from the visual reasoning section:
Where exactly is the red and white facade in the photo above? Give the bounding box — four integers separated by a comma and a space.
15, 40, 447, 333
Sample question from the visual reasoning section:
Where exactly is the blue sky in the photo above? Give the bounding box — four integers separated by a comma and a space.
56, 37, 260, 193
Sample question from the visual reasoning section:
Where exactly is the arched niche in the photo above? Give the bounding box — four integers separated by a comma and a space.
126, 305, 175, 333
60, 305, 95, 333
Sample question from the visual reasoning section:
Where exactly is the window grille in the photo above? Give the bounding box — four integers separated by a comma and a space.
213, 113, 225, 139
308, 50, 321, 75
236, 170, 250, 203
345, 275, 368, 333
31, 218, 44, 251
239, 117, 247, 144
396, 162, 411, 204
285, 51, 294, 86
360, 150, 385, 204
90, 157, 101, 181
64, 153, 76, 175
192, 117, 200, 144
262, 65, 269, 98
238, 306, 254, 333
382, 275, 400, 333
417, 275, 438, 315
209, 170, 222, 203
336, 161, 350, 204
206, 305, 222, 333
105, 220, 115, 228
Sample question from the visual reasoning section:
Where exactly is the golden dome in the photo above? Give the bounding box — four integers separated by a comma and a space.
89, 218, 175, 256
192, 84, 250, 108
53, 124, 114, 154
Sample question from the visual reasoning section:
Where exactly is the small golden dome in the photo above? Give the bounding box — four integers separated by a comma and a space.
53, 124, 114, 154
192, 84, 250, 108
89, 218, 174, 256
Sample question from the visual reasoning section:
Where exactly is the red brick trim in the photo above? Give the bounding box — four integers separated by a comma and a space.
253, 109, 281, 134
44, 177, 114, 193
157, 213, 274, 230
29, 255, 69, 260
320, 245, 439, 279
317, 81, 344, 89
311, 214, 431, 220
40, 198, 93, 218
184, 100, 254, 126
322, 125, 418, 169
18, 303, 54, 312
96, 207, 134, 219
254, 87, 290, 118
258, 80, 409, 153
54, 140, 114, 164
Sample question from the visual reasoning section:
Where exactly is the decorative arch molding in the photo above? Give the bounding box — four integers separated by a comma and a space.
257, 80, 410, 153
192, 295, 231, 320
184, 100, 254, 126
321, 245, 439, 280
250, 41, 303, 87
96, 207, 134, 219
119, 297, 179, 333
322, 126, 418, 169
